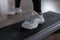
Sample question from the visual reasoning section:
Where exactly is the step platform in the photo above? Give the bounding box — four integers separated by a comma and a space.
0, 12, 60, 40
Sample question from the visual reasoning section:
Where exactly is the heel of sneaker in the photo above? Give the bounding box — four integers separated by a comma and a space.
40, 20, 45, 24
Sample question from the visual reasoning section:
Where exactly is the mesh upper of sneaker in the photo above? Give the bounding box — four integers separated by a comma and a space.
23, 14, 42, 25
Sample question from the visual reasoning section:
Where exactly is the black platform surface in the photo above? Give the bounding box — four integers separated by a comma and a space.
0, 12, 60, 40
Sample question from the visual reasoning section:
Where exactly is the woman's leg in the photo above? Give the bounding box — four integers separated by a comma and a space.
32, 0, 42, 15
15, 0, 21, 8
8, 0, 22, 15
15, 0, 23, 13
22, 0, 45, 30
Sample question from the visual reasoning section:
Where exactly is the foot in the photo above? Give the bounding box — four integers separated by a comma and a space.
8, 8, 16, 15
16, 7, 23, 13
8, 7, 23, 15
22, 11, 45, 30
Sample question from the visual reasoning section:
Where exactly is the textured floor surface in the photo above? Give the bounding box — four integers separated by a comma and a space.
43, 29, 60, 40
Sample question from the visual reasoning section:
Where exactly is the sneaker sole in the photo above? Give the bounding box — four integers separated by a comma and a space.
22, 24, 38, 30
22, 20, 45, 30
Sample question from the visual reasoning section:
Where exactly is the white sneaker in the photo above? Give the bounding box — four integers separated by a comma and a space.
8, 8, 16, 15
16, 7, 23, 13
22, 11, 45, 30
8, 7, 23, 15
